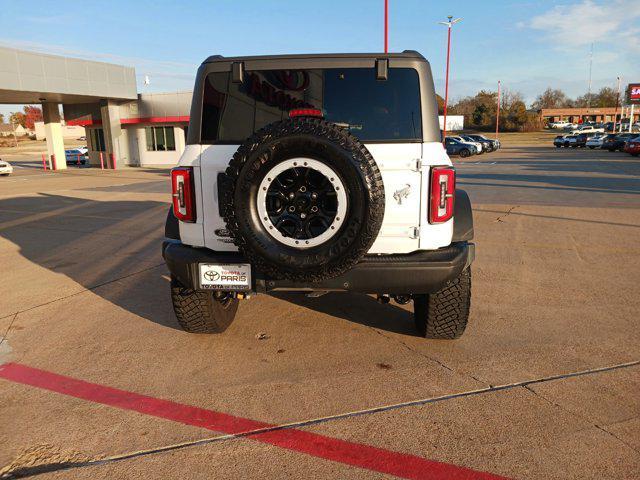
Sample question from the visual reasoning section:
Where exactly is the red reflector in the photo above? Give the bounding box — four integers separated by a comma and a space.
171, 167, 196, 223
289, 108, 323, 118
429, 166, 455, 224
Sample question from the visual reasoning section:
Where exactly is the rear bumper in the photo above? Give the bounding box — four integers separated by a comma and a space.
162, 240, 475, 295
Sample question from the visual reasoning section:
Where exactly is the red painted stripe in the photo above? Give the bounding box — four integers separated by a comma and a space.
66, 119, 102, 127
65, 116, 189, 127
0, 363, 508, 480
120, 116, 190, 125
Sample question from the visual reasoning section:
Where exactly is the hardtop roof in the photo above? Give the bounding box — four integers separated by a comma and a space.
202, 50, 426, 65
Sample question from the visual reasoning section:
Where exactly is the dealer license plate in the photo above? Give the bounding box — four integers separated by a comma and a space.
199, 264, 251, 290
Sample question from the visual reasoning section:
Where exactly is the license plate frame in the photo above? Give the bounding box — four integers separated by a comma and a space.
199, 263, 252, 291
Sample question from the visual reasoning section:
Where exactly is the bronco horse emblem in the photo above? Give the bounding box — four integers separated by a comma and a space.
393, 184, 411, 205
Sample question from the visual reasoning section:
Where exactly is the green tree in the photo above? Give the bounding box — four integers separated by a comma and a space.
435, 94, 445, 115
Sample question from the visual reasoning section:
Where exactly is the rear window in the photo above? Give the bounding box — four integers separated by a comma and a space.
201, 67, 422, 143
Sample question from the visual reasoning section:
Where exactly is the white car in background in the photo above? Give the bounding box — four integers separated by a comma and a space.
451, 136, 483, 153
549, 120, 570, 129
0, 159, 13, 176
586, 134, 605, 149
570, 125, 605, 134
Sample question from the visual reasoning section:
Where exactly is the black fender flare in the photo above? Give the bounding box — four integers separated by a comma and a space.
453, 189, 474, 242
165, 206, 180, 240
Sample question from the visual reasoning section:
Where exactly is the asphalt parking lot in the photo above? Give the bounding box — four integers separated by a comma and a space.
0, 145, 639, 479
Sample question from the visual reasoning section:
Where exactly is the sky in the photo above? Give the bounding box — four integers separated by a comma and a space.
0, 0, 639, 118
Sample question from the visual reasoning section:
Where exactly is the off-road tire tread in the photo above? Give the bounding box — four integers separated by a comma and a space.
414, 268, 471, 339
221, 117, 384, 282
170, 277, 238, 333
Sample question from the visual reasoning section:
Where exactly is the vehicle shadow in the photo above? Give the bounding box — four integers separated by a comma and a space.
0, 193, 417, 336
0, 193, 182, 330
272, 292, 417, 336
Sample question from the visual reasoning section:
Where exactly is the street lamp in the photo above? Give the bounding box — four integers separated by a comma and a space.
438, 16, 462, 141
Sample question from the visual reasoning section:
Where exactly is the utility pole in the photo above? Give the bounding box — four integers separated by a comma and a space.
496, 80, 501, 140
384, 0, 388, 53
438, 16, 462, 141
10, 119, 17, 148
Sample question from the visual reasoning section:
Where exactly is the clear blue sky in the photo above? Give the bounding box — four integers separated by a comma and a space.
1, 0, 638, 118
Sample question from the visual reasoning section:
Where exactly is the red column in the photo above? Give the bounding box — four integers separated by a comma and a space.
442, 24, 452, 142
384, 0, 388, 53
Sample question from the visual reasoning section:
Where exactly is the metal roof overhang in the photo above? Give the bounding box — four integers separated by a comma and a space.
0, 46, 137, 105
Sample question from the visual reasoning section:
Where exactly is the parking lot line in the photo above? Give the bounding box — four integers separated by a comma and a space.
0, 362, 507, 480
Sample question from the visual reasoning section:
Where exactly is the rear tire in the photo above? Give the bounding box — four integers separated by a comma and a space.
413, 268, 471, 339
170, 276, 239, 333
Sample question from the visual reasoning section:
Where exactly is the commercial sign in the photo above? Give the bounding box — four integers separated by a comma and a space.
628, 83, 640, 103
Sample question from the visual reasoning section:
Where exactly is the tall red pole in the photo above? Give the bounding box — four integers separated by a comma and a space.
496, 80, 501, 140
442, 24, 452, 141
384, 0, 388, 53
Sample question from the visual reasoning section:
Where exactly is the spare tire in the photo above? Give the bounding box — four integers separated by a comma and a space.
220, 117, 385, 282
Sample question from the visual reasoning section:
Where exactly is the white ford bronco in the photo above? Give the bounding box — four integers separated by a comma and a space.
163, 51, 475, 339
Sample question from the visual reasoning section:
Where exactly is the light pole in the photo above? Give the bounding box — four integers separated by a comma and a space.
438, 16, 462, 141
613, 76, 621, 132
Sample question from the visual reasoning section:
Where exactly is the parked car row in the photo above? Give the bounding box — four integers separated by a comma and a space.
444, 134, 501, 158
548, 120, 640, 133
553, 132, 640, 156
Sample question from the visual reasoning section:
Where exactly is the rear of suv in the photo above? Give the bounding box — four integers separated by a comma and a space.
163, 51, 475, 339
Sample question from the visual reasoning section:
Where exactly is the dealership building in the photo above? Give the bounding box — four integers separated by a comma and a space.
64, 91, 192, 167
539, 85, 640, 126
539, 106, 639, 125
0, 45, 192, 169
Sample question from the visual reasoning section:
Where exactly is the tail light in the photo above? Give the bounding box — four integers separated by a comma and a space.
171, 167, 196, 222
429, 166, 455, 224
289, 108, 323, 118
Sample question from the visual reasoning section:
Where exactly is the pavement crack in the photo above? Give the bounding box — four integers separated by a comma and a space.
595, 423, 640, 455
2, 360, 638, 478
3, 263, 166, 319
0, 313, 18, 347
522, 384, 640, 455
495, 205, 519, 223
367, 326, 492, 387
